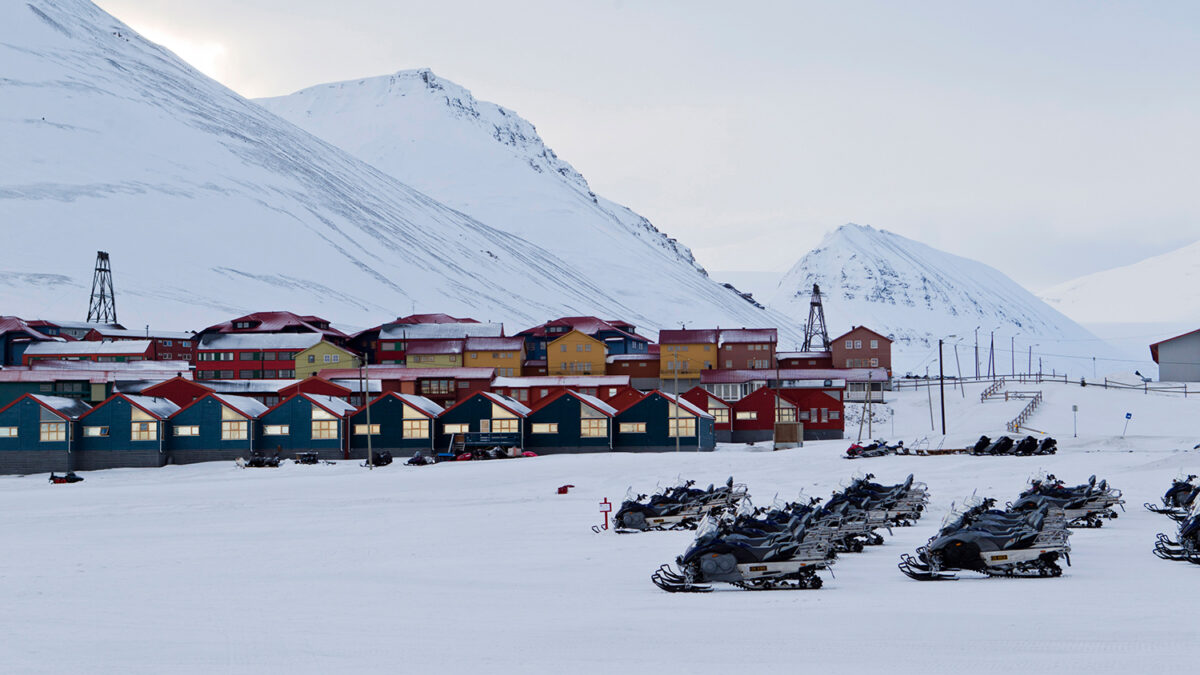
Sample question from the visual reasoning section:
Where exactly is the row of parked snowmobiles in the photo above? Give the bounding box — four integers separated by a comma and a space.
1149, 474, 1200, 565
406, 448, 538, 466
610, 477, 748, 533
651, 474, 929, 592
898, 474, 1122, 581
971, 435, 1058, 456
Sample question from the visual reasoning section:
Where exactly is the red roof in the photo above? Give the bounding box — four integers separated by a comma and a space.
394, 313, 480, 325
518, 316, 648, 342
659, 329, 719, 344
277, 375, 352, 398
0, 316, 58, 342
201, 311, 348, 340
1149, 328, 1200, 363
832, 325, 892, 344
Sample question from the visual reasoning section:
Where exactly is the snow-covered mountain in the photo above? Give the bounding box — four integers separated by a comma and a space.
1040, 239, 1200, 325
255, 70, 789, 336
767, 224, 1129, 377
0, 0, 787, 339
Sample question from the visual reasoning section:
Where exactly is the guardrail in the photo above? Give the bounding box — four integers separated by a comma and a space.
1006, 391, 1044, 432
980, 379, 1005, 402
894, 373, 1192, 398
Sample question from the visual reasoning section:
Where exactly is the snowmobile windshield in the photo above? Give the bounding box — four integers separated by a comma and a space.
695, 515, 720, 541
736, 498, 756, 518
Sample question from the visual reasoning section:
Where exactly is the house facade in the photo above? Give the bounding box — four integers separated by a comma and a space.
717, 328, 778, 371
83, 327, 197, 363
524, 390, 616, 454
657, 329, 719, 384
463, 337, 525, 377
831, 326, 893, 375
348, 393, 443, 458
258, 393, 355, 459
612, 391, 715, 452
76, 394, 180, 470
0, 394, 91, 474
435, 392, 530, 452
168, 393, 266, 464
546, 330, 606, 376
1150, 329, 1200, 382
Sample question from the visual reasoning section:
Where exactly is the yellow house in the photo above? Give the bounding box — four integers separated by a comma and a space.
546, 330, 606, 376
464, 336, 525, 377
295, 341, 362, 379
657, 329, 718, 380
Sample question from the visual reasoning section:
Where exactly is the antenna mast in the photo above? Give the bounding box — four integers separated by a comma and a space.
86, 251, 118, 324
802, 283, 830, 352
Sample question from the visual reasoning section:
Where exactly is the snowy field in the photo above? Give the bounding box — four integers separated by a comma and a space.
3, 381, 1199, 674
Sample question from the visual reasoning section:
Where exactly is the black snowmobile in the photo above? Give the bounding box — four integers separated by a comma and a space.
1154, 507, 1200, 564
612, 478, 748, 533
1007, 474, 1123, 528
1145, 475, 1199, 521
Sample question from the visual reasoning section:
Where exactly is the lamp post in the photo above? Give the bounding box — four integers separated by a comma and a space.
974, 326, 979, 379
360, 362, 372, 469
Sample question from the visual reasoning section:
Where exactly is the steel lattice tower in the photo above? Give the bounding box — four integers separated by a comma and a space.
801, 283, 830, 352
86, 251, 118, 324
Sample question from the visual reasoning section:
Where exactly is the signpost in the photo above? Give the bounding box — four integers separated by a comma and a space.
1122, 412, 1132, 437
1072, 404, 1078, 438
599, 497, 612, 531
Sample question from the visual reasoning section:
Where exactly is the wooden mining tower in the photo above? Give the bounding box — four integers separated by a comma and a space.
801, 283, 830, 352
86, 251, 118, 324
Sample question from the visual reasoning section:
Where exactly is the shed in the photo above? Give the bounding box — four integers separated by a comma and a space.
348, 392, 444, 458
76, 394, 180, 470
258, 393, 356, 460
168, 393, 268, 464
0, 394, 92, 474
524, 390, 617, 454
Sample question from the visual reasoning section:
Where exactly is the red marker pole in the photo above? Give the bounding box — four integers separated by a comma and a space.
599, 497, 612, 530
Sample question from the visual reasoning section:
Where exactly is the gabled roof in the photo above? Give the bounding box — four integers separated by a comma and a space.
80, 393, 180, 420
201, 311, 347, 340
318, 366, 495, 381
198, 332, 325, 351
528, 389, 617, 417
211, 394, 270, 418
1149, 328, 1200, 363
277, 375, 352, 398
380, 323, 503, 340
659, 392, 714, 419
355, 392, 444, 418
718, 328, 778, 345
263, 392, 356, 418
0, 394, 93, 420
141, 376, 213, 397
658, 329, 719, 344
0, 316, 60, 342
832, 326, 893, 343
85, 327, 195, 340
682, 386, 729, 407
30, 320, 125, 332
776, 351, 833, 360
518, 317, 648, 342
480, 391, 531, 416
407, 340, 464, 355
394, 313, 480, 325
25, 340, 153, 356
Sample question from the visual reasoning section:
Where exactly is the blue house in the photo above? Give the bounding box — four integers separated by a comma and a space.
168, 393, 268, 465
613, 391, 715, 452
258, 393, 355, 460
76, 394, 180, 470
349, 392, 443, 459
436, 391, 530, 453
0, 316, 59, 367
518, 317, 650, 361
524, 390, 616, 454
0, 394, 91, 474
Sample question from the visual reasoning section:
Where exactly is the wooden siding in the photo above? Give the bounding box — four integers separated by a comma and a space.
546, 331, 606, 377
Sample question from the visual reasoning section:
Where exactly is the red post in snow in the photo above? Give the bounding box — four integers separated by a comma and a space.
599, 497, 612, 530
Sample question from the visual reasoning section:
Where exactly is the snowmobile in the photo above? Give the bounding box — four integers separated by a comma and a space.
652, 512, 832, 592
972, 435, 1014, 455
845, 440, 903, 459
1008, 474, 1123, 528
239, 451, 281, 468
49, 471, 83, 484
293, 451, 320, 465
899, 497, 1071, 580
1154, 504, 1200, 564
1145, 475, 1199, 521
406, 451, 434, 466
364, 450, 393, 467
612, 477, 748, 533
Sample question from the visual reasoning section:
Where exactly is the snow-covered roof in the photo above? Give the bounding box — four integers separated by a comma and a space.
0, 316, 60, 341
380, 323, 503, 340
88, 328, 196, 340
329, 378, 382, 393
27, 359, 192, 374
210, 394, 269, 418
700, 368, 886, 384
606, 353, 658, 363
35, 320, 124, 332
202, 379, 301, 394
407, 340, 464, 355
25, 340, 152, 356
319, 366, 495, 381
659, 329, 719, 344
199, 332, 325, 351
660, 392, 713, 419
491, 375, 630, 388
480, 391, 531, 416
573, 392, 617, 416
777, 351, 832, 360
718, 328, 777, 345
29, 394, 92, 419
518, 317, 648, 342
121, 395, 181, 419
304, 393, 357, 416
463, 336, 525, 351
393, 394, 444, 418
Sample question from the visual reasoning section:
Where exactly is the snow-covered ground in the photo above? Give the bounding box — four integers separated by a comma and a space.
4, 381, 1199, 674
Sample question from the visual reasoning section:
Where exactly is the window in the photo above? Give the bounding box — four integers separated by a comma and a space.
323, 354, 331, 363
513, 388, 527, 401
161, 340, 173, 347
845, 340, 853, 349
585, 344, 591, 352
735, 411, 757, 421
308, 355, 316, 363
262, 352, 276, 361
160, 353, 172, 360
830, 411, 841, 420
443, 423, 469, 434
870, 358, 879, 367
354, 424, 381, 435
854, 340, 862, 349
131, 421, 157, 441
173, 426, 198, 437
703, 345, 710, 351
278, 370, 295, 379
471, 352, 478, 359
264, 370, 277, 379
669, 418, 696, 437
0, 426, 16, 437
40, 422, 66, 442
869, 340, 878, 350
39, 383, 52, 393
402, 420, 429, 439
710, 408, 729, 424
776, 408, 797, 423
233, 321, 253, 329
422, 380, 452, 395
239, 370, 261, 379
532, 423, 558, 434
581, 418, 607, 437
331, 354, 340, 363
799, 410, 811, 421
241, 352, 260, 361
312, 420, 338, 439
85, 426, 110, 437
560, 345, 567, 352
264, 425, 289, 435
221, 420, 248, 440
458, 381, 469, 388
725, 360, 732, 368
491, 419, 519, 433
619, 422, 646, 433
180, 341, 191, 348
278, 352, 296, 360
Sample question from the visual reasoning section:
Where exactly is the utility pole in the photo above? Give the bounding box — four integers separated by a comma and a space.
938, 339, 946, 435
954, 343, 965, 398
974, 327, 979, 379
361, 362, 372, 469
925, 366, 935, 432
988, 331, 995, 381
1027, 345, 1032, 377
866, 371, 874, 439
1010, 336, 1015, 377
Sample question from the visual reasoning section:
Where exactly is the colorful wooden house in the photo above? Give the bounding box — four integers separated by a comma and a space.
258, 393, 356, 460
605, 352, 661, 389
319, 366, 496, 407
776, 351, 834, 370
0, 316, 60, 366
0, 394, 92, 474
729, 385, 800, 443
832, 326, 893, 376
524, 390, 617, 454
779, 387, 845, 440
199, 311, 349, 345
518, 317, 650, 361
435, 392, 530, 452
348, 392, 443, 458
657, 329, 719, 383
405, 340, 465, 368
488, 375, 632, 407
83, 327, 197, 363
295, 341, 361, 379
167, 393, 268, 464
76, 394, 180, 470
373, 321, 502, 365
546, 330, 606, 376
717, 328, 777, 370
463, 336, 525, 376
612, 391, 715, 452
680, 386, 732, 442
23, 339, 155, 365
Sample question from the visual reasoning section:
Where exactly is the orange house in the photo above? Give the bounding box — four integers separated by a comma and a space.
546, 330, 606, 376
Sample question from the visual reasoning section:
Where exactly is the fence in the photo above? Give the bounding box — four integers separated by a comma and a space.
894, 373, 1192, 398
1007, 392, 1044, 432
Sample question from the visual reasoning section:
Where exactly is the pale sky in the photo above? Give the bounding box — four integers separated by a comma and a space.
95, 0, 1199, 291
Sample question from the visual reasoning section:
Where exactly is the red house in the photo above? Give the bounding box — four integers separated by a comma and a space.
776, 351, 834, 370
200, 311, 349, 345
728, 385, 845, 442
83, 327, 197, 363
23, 339, 155, 365
832, 326, 893, 376
680, 386, 732, 441
717, 328, 778, 370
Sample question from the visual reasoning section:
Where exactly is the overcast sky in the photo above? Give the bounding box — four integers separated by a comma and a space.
95, 0, 1198, 291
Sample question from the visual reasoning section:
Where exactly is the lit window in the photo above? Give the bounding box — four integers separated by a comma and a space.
775, 408, 797, 423
580, 418, 607, 437
735, 411, 757, 421
491, 419, 519, 433
40, 423, 66, 442
443, 423, 469, 434
402, 420, 429, 438
0, 427, 18, 438
668, 418, 696, 437
312, 420, 338, 439
173, 426, 198, 436
619, 422, 646, 433
353, 424, 381, 435
85, 426, 110, 437
131, 421, 157, 441
710, 408, 729, 424
264, 425, 289, 435
531, 423, 558, 434
221, 420, 248, 440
